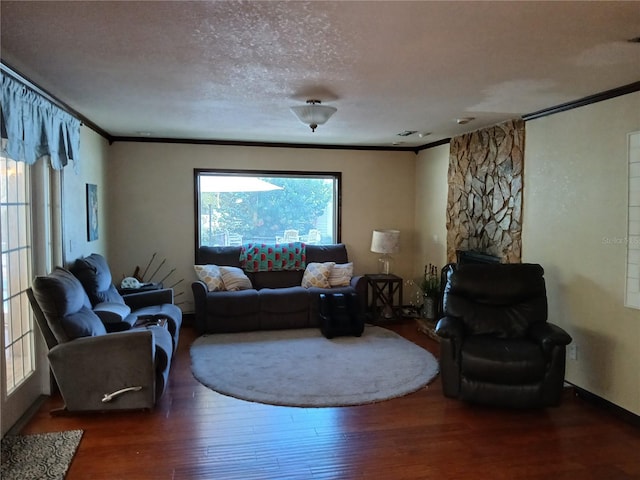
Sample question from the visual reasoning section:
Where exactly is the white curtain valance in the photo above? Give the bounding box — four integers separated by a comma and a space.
1, 72, 80, 170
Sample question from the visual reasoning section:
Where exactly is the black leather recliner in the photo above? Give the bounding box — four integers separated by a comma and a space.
435, 263, 572, 408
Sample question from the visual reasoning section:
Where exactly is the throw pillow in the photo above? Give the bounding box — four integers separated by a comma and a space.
301, 262, 335, 288
329, 262, 353, 287
194, 264, 224, 291
219, 266, 253, 291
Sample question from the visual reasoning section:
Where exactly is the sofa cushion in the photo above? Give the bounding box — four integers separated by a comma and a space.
306, 244, 349, 264
329, 262, 353, 287
259, 287, 309, 313
205, 289, 260, 316
250, 270, 304, 289
61, 307, 107, 341
129, 302, 182, 330
196, 246, 242, 267
193, 264, 224, 291
461, 336, 546, 383
259, 287, 310, 329
219, 266, 252, 291
70, 253, 124, 306
93, 302, 132, 325
301, 262, 335, 288
32, 267, 106, 343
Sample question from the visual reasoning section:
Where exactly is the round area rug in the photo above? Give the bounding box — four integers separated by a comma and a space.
190, 325, 439, 407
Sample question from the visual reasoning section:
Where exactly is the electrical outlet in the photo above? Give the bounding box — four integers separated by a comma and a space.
568, 344, 578, 361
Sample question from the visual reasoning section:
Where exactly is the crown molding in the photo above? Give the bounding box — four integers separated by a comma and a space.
109, 135, 422, 153
523, 81, 640, 121
3, 60, 638, 152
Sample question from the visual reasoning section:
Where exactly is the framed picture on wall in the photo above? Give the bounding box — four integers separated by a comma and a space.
86, 183, 98, 241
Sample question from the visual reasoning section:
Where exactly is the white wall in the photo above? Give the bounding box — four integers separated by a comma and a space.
62, 126, 110, 264
523, 92, 640, 414
106, 142, 416, 311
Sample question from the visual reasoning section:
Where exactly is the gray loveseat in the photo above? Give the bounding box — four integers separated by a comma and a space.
69, 253, 182, 352
28, 267, 175, 412
192, 243, 366, 333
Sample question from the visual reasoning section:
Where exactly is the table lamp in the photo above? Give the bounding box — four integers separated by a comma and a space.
370, 229, 400, 274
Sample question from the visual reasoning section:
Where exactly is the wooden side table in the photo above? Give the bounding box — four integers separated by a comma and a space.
365, 273, 403, 323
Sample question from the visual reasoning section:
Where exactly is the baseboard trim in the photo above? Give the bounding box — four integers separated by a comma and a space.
570, 384, 640, 427
4, 395, 50, 437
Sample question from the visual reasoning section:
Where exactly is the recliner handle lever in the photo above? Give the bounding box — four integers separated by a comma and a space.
102, 386, 143, 403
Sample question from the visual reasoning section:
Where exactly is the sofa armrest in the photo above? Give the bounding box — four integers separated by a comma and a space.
123, 288, 174, 309
528, 322, 572, 352
435, 315, 465, 340
350, 274, 366, 290
435, 315, 464, 398
47, 330, 157, 411
191, 281, 208, 334
350, 275, 368, 314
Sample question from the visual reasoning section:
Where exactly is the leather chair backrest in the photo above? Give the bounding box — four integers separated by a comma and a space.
443, 263, 548, 338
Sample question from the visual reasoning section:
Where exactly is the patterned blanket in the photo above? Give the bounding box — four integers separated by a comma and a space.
240, 242, 307, 272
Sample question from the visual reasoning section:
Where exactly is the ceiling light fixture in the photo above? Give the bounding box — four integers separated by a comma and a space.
290, 99, 337, 132
456, 117, 475, 125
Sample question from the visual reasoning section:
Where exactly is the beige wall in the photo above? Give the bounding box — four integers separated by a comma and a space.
523, 92, 640, 415
106, 142, 416, 312
62, 125, 110, 264
415, 143, 449, 281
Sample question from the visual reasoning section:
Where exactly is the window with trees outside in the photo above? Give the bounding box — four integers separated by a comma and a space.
194, 169, 341, 249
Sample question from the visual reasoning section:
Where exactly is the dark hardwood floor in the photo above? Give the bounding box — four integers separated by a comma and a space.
20, 321, 640, 479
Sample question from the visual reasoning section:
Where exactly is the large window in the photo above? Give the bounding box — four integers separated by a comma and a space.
195, 170, 341, 249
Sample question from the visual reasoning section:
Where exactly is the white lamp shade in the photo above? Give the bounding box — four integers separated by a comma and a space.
290, 103, 337, 127
370, 229, 400, 254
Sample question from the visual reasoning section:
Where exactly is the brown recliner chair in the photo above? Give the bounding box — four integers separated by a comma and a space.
435, 263, 572, 408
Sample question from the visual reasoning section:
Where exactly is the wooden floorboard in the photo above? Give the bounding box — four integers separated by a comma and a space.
20, 321, 640, 479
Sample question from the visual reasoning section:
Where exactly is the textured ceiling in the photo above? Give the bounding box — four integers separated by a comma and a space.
1, 1, 639, 149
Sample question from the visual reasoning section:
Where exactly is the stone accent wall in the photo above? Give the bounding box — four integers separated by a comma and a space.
446, 119, 524, 263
